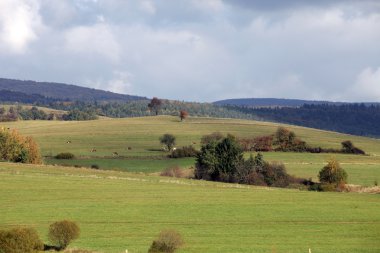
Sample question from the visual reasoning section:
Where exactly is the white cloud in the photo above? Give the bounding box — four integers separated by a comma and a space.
0, 0, 44, 54
347, 67, 380, 102
106, 70, 134, 94
64, 23, 121, 63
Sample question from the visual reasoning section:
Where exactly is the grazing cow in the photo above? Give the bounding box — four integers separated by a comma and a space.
128, 147, 132, 150
192, 142, 196, 145
66, 140, 71, 144
91, 148, 97, 152
112, 152, 119, 156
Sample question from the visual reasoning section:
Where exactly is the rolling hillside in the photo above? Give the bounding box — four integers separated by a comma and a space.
1, 116, 380, 252
2, 116, 380, 186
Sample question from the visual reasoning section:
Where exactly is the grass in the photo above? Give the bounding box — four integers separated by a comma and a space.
1, 116, 380, 186
44, 157, 195, 173
0, 163, 380, 253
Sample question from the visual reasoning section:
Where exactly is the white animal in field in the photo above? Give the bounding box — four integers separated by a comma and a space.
172, 147, 177, 151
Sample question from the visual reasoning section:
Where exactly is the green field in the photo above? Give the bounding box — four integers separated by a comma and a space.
1, 116, 380, 186
1, 116, 380, 252
1, 163, 379, 253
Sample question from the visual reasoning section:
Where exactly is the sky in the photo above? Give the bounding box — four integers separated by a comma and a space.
0, 0, 380, 102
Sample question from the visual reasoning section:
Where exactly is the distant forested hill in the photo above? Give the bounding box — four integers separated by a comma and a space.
213, 98, 333, 107
0, 78, 146, 102
227, 104, 380, 137
0, 90, 59, 104
214, 98, 379, 107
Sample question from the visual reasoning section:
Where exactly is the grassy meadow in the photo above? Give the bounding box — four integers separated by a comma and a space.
1, 163, 380, 253
1, 116, 380, 185
1, 116, 380, 252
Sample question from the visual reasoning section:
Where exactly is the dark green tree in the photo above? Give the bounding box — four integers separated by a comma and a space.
195, 134, 243, 182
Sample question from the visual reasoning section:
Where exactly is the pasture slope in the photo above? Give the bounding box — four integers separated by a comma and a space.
1, 163, 380, 253
1, 115, 380, 185
1, 116, 380, 252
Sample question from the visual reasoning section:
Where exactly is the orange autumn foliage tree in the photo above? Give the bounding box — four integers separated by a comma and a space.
0, 127, 42, 164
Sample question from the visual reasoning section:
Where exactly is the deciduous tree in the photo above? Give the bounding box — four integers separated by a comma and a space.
179, 110, 188, 121
148, 97, 162, 115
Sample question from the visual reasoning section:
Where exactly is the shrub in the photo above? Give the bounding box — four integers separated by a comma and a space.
262, 162, 291, 187
160, 166, 184, 178
200, 132, 224, 145
148, 229, 184, 253
48, 220, 80, 250
169, 146, 198, 158
159, 134, 176, 151
90, 164, 100, 169
252, 135, 273, 151
55, 152, 75, 159
318, 158, 347, 186
341, 140, 365, 154
0, 128, 42, 164
0, 227, 43, 253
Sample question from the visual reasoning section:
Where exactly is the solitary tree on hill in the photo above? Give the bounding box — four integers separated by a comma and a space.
179, 110, 189, 121
148, 97, 162, 115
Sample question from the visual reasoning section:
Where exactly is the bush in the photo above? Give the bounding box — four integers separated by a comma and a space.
90, 164, 100, 169
200, 132, 223, 145
0, 227, 43, 253
0, 128, 42, 164
159, 134, 176, 151
169, 146, 198, 158
55, 152, 75, 159
341, 140, 365, 154
262, 162, 291, 187
160, 166, 184, 178
48, 220, 80, 250
148, 229, 184, 253
318, 158, 347, 186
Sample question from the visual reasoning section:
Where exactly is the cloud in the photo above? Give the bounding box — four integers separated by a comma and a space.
0, 0, 44, 54
346, 67, 380, 102
0, 0, 379, 102
64, 23, 121, 63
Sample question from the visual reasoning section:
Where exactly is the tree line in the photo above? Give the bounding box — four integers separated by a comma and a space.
227, 103, 380, 137
0, 105, 98, 121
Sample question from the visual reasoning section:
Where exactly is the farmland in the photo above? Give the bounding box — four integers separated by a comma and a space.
1, 163, 380, 253
1, 116, 380, 252
1, 116, 380, 185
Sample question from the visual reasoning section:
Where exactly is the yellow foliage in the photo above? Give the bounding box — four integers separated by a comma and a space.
0, 127, 42, 164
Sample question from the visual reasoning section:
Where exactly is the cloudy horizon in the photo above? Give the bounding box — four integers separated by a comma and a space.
1, 0, 380, 102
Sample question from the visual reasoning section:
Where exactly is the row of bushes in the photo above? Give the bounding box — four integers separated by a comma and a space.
0, 223, 183, 253
169, 146, 198, 158
238, 127, 365, 154
0, 220, 80, 253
